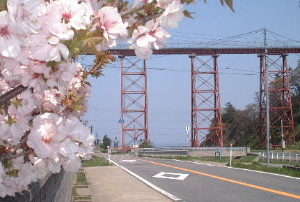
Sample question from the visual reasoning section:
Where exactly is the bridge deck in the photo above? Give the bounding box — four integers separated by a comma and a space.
109, 47, 300, 56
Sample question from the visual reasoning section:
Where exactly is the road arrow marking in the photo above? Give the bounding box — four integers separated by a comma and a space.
153, 172, 189, 181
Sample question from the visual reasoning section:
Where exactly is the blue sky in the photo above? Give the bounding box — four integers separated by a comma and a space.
83, 0, 300, 146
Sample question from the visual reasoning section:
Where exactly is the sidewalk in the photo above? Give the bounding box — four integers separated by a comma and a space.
83, 156, 173, 202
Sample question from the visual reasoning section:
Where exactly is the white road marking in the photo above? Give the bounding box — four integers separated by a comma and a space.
110, 159, 183, 201
153, 172, 189, 181
121, 160, 137, 163
186, 160, 300, 180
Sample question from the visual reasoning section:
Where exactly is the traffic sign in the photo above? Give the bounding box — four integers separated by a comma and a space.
185, 124, 190, 134
118, 118, 124, 123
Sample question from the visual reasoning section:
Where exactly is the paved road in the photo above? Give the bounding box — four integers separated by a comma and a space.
110, 155, 300, 202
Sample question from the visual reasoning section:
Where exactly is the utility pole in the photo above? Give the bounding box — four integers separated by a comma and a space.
264, 28, 271, 167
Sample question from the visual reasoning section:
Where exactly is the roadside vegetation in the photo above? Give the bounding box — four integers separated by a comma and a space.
72, 155, 111, 201
232, 162, 300, 178
82, 155, 111, 167
72, 170, 91, 201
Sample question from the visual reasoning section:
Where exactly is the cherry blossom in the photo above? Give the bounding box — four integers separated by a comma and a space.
93, 6, 128, 50
0, 105, 30, 145
0, 0, 189, 197
129, 20, 171, 59
158, 0, 185, 28
0, 11, 21, 58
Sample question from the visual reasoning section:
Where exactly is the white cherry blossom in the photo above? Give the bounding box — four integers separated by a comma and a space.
0, 0, 187, 197
0, 11, 22, 58
94, 6, 128, 50
129, 20, 171, 59
158, 0, 185, 28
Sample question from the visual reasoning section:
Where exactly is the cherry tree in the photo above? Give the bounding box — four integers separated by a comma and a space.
0, 0, 233, 197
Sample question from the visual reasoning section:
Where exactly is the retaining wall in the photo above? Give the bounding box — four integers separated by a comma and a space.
0, 168, 73, 202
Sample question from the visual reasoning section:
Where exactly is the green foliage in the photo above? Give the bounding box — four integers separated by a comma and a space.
234, 155, 257, 163
220, 102, 260, 148
139, 139, 155, 148
102, 134, 112, 149
76, 172, 88, 184
82, 155, 111, 167
287, 141, 300, 150
0, 0, 7, 11
232, 163, 300, 178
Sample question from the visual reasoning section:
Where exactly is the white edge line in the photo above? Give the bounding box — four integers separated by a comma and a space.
223, 165, 300, 180
110, 159, 183, 202
188, 160, 300, 180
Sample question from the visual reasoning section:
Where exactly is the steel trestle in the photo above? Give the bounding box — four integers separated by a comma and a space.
190, 54, 223, 147
120, 56, 149, 148
260, 54, 295, 147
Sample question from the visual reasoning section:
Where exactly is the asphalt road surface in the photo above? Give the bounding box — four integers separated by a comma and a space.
110, 155, 300, 202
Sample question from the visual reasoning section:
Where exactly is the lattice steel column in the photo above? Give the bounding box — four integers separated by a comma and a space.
120, 56, 149, 148
190, 54, 223, 147
260, 54, 295, 147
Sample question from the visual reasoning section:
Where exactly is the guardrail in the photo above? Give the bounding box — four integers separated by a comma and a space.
260, 152, 300, 163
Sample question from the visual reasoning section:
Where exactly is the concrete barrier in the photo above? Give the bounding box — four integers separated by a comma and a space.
136, 147, 248, 158
0, 168, 73, 202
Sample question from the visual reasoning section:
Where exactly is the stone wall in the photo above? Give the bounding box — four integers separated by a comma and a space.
0, 168, 73, 202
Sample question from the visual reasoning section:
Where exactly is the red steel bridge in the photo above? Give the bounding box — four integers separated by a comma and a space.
109, 47, 300, 148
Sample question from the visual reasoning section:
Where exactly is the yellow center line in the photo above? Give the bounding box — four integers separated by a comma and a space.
138, 158, 300, 200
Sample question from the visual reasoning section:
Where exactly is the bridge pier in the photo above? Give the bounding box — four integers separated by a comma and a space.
259, 54, 295, 147
190, 54, 223, 147
119, 56, 149, 148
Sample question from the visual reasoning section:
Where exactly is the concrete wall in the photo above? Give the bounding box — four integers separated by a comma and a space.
136, 147, 249, 158
189, 149, 247, 157
0, 168, 73, 202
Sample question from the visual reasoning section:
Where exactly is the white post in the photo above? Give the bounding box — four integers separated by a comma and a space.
229, 144, 233, 167
107, 146, 111, 165
282, 153, 285, 162
185, 124, 190, 147
271, 152, 274, 160
276, 153, 279, 160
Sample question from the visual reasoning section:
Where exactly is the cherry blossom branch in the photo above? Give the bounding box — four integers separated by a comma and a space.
113, 0, 120, 7
0, 149, 33, 162
121, 5, 144, 17
0, 85, 28, 105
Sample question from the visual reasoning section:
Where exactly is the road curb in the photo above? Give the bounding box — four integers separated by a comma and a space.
110, 158, 184, 202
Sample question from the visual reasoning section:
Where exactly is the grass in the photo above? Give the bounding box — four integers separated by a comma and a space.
233, 162, 300, 178
74, 196, 92, 200
82, 155, 111, 167
258, 159, 300, 167
76, 172, 88, 184
234, 155, 257, 163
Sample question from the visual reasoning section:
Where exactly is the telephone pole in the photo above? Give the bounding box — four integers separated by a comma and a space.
264, 28, 271, 167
